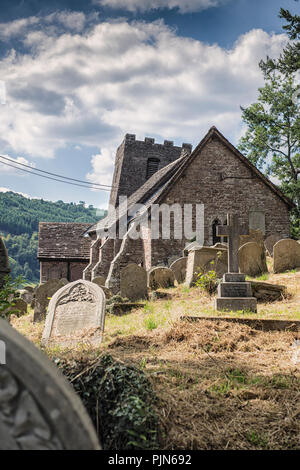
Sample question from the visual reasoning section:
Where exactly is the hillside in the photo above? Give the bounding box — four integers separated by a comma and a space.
0, 191, 106, 282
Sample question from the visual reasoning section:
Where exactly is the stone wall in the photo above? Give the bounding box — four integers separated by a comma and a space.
91, 238, 115, 279
40, 260, 88, 283
161, 134, 290, 246
83, 238, 103, 281
109, 133, 192, 208
106, 224, 145, 293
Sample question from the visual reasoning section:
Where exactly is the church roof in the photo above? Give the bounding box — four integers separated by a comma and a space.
87, 126, 295, 235
87, 153, 189, 235
156, 126, 295, 209
38, 222, 91, 260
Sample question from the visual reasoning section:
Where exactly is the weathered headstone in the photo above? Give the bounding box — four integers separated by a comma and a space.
264, 234, 282, 257
215, 213, 257, 312
170, 257, 187, 284
238, 242, 268, 277
18, 289, 34, 305
0, 317, 100, 450
92, 276, 106, 287
34, 279, 68, 322
2, 298, 28, 317
0, 236, 10, 289
273, 238, 300, 273
148, 267, 175, 290
120, 263, 148, 301
13, 298, 28, 316
239, 228, 264, 249
42, 280, 106, 347
185, 246, 227, 287
168, 255, 181, 267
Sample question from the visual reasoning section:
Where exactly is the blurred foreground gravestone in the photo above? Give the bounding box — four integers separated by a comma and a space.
0, 317, 100, 450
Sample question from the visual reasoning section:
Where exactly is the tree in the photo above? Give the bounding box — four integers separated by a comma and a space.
260, 8, 300, 74
239, 6, 300, 237
239, 72, 300, 235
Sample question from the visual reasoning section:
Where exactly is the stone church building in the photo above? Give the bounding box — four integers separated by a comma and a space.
38, 126, 293, 286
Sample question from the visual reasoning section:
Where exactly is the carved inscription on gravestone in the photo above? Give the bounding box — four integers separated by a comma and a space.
42, 280, 105, 347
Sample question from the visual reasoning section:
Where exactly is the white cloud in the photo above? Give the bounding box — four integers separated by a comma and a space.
86, 148, 115, 187
0, 187, 33, 198
0, 16, 39, 38
95, 0, 227, 13
0, 155, 35, 175
0, 12, 288, 185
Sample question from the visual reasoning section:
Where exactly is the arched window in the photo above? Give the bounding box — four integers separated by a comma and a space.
146, 158, 160, 179
212, 219, 221, 245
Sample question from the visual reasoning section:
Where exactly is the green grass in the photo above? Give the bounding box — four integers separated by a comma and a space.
246, 431, 268, 448
144, 315, 158, 330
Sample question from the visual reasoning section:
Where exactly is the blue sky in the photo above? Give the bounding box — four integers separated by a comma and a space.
0, 0, 298, 209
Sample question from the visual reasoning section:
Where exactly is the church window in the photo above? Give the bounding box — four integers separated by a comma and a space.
146, 158, 160, 179
212, 219, 221, 245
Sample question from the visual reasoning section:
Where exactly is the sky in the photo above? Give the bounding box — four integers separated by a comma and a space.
0, 0, 298, 209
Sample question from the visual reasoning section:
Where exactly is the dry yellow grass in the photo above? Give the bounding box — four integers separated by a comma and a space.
9, 269, 300, 449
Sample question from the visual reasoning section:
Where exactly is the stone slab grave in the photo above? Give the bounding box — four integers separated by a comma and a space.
148, 266, 175, 290
0, 236, 10, 289
42, 280, 106, 347
264, 234, 282, 257
250, 281, 286, 302
120, 263, 148, 301
185, 246, 228, 287
34, 278, 68, 322
273, 238, 300, 273
170, 257, 187, 284
215, 213, 257, 312
0, 317, 100, 450
238, 241, 268, 277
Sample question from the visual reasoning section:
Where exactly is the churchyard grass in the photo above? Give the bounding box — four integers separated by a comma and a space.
9, 268, 300, 449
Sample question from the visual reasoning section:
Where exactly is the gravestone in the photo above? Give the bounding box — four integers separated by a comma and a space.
42, 280, 106, 347
273, 238, 300, 273
215, 213, 257, 312
120, 263, 148, 301
238, 242, 268, 277
170, 257, 187, 284
92, 276, 106, 287
148, 267, 175, 290
264, 234, 282, 257
185, 246, 227, 287
13, 298, 28, 316
239, 228, 264, 249
34, 279, 68, 322
18, 289, 34, 305
2, 298, 28, 317
0, 236, 10, 289
0, 317, 100, 450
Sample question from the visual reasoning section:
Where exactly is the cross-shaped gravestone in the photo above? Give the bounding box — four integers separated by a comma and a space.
216, 213, 248, 273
